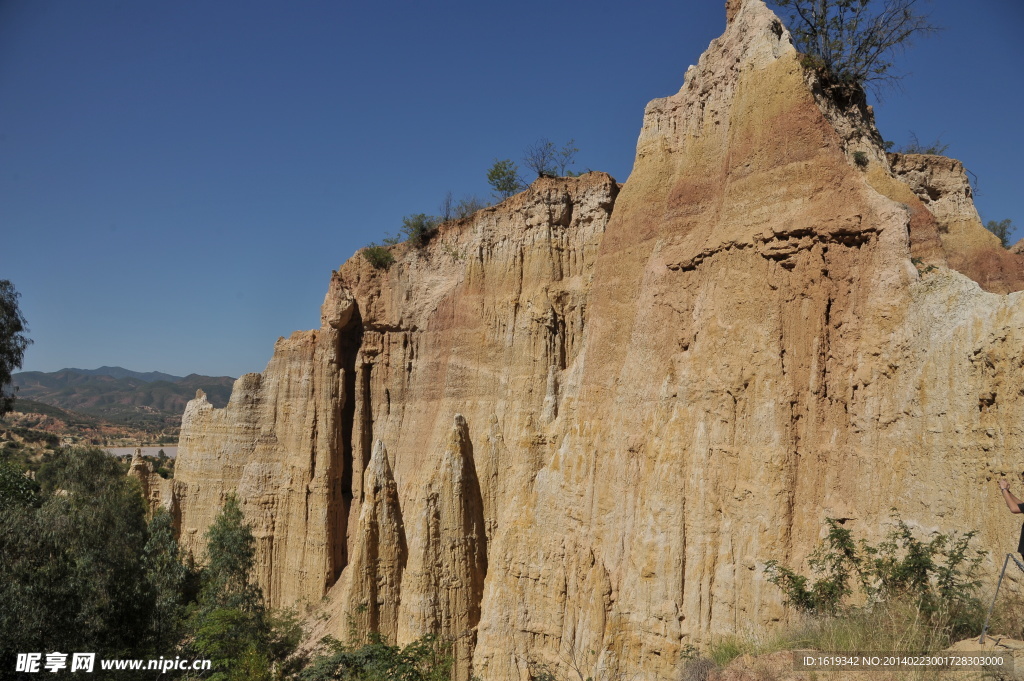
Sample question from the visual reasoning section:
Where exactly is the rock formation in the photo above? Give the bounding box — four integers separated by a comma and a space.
398, 415, 487, 680
175, 335, 347, 607
127, 447, 178, 525
334, 439, 407, 643
171, 1, 1024, 679
888, 152, 1024, 292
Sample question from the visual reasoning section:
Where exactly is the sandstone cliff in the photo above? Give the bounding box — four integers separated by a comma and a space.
172, 1, 1024, 679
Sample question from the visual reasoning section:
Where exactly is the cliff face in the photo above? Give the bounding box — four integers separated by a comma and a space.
173, 1, 1024, 679
175, 330, 347, 607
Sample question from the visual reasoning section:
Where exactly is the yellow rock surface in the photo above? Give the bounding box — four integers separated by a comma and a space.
171, 1, 1024, 679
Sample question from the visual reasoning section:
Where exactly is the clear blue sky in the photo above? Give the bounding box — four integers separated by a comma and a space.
2, 0, 1021, 378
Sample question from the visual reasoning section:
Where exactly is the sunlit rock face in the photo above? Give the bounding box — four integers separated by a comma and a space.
173, 1, 1024, 679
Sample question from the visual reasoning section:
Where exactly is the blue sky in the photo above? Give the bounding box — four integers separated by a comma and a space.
2, 0, 1021, 378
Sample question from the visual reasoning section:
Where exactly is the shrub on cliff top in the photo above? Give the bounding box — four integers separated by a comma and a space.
400, 213, 440, 248
771, 0, 939, 92
898, 131, 949, 155
523, 138, 579, 178
363, 244, 396, 270
454, 195, 487, 220
986, 218, 1015, 249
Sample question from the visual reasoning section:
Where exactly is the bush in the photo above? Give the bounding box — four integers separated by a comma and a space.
454, 196, 487, 220
0, 448, 157, 664
985, 218, 1015, 249
694, 517, 989, 673
771, 0, 939, 92
0, 449, 312, 680
363, 245, 396, 270
707, 637, 749, 667
765, 513, 985, 642
681, 655, 716, 681
789, 597, 976, 654
299, 632, 452, 681
987, 587, 1024, 640
400, 214, 440, 248
853, 151, 868, 168
898, 132, 949, 155
0, 460, 40, 510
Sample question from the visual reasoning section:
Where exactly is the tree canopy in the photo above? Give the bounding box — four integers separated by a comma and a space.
0, 448, 155, 671
0, 280, 31, 416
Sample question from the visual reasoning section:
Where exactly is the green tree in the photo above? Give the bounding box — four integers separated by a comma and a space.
985, 218, 1015, 249
0, 448, 157, 676
0, 280, 32, 416
771, 0, 939, 91
187, 495, 301, 681
145, 507, 196, 651
486, 159, 524, 200
196, 495, 263, 614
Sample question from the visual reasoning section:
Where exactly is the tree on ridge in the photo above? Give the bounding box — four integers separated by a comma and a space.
771, 0, 939, 93
0, 280, 31, 416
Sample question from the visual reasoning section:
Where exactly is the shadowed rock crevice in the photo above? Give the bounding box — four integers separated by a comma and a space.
335, 306, 363, 583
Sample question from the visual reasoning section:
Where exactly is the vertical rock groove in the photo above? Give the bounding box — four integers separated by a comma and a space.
336, 307, 363, 581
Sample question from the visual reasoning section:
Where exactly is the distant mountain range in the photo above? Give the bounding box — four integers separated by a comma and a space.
63, 366, 185, 383
11, 366, 235, 427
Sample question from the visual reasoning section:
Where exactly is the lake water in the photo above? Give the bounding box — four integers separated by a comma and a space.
106, 446, 178, 459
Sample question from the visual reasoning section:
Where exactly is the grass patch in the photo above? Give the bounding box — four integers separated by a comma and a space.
983, 585, 1024, 641
778, 597, 980, 654
707, 636, 749, 666
704, 598, 987, 681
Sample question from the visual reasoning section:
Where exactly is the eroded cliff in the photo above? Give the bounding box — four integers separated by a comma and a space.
171, 1, 1024, 679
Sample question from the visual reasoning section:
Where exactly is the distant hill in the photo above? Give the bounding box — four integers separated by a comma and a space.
65, 366, 183, 383
7, 398, 102, 426
11, 367, 235, 428
1, 398, 176, 458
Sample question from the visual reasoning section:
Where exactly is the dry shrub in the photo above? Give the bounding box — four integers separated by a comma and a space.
788, 597, 968, 654
984, 585, 1024, 641
681, 656, 715, 681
